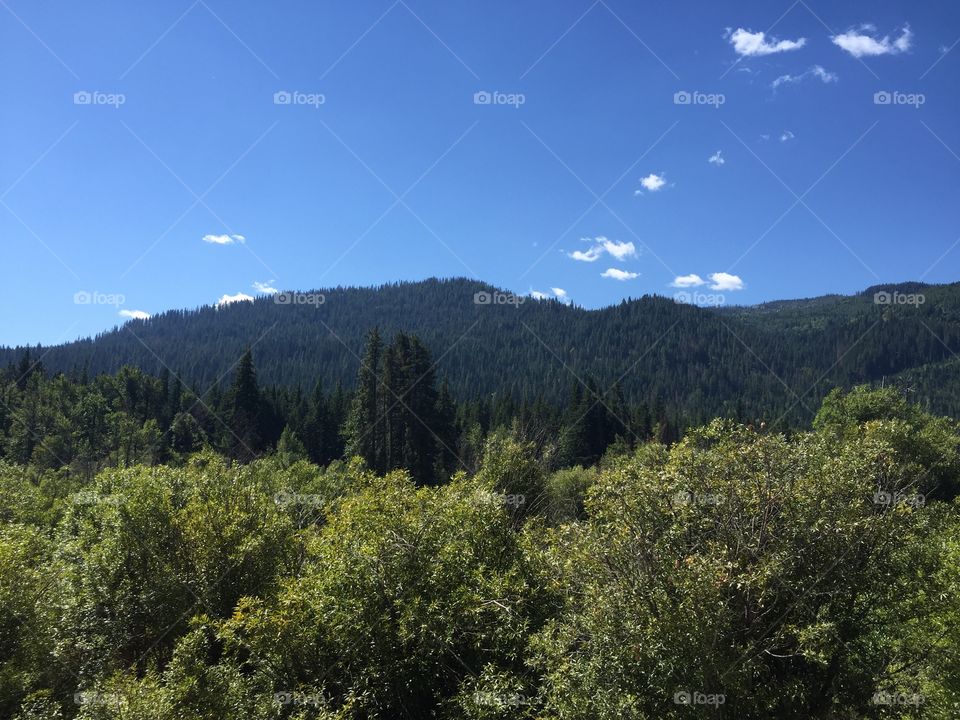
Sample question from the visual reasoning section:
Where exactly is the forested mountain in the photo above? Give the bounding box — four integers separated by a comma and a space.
3, 278, 959, 426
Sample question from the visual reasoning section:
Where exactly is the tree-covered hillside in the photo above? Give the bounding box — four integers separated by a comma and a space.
2, 278, 959, 427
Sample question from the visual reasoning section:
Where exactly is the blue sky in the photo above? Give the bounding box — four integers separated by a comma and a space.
1, 0, 959, 345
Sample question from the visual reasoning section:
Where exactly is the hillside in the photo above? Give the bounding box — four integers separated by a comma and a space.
3, 278, 959, 426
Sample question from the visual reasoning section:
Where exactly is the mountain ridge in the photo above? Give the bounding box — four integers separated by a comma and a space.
3, 277, 959, 427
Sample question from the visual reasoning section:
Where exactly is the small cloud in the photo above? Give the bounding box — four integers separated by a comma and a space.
671, 274, 706, 288
638, 173, 667, 193
708, 272, 744, 291
569, 245, 603, 262
202, 233, 246, 245
568, 237, 637, 262
215, 292, 255, 308
601, 268, 639, 281
253, 280, 279, 294
601, 239, 637, 260
708, 150, 725, 166
780, 130, 795, 142
831, 24, 912, 58
727, 28, 806, 57
771, 64, 838, 90
118, 309, 150, 320
760, 133, 771, 141
530, 287, 570, 302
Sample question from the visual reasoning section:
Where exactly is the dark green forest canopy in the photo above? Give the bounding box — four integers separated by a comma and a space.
3, 278, 959, 427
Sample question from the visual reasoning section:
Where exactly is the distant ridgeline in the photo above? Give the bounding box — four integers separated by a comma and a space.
2, 278, 959, 427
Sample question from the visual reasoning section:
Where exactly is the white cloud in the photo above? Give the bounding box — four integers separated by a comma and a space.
780, 130, 795, 142
118, 309, 150, 320
727, 28, 806, 57
638, 173, 667, 192
253, 280, 278, 294
568, 237, 637, 262
771, 64, 838, 89
671, 274, 706, 288
215, 292, 255, 307
568, 245, 603, 262
708, 272, 744, 291
831, 24, 912, 58
530, 287, 570, 302
601, 239, 637, 260
708, 150, 725, 166
601, 268, 639, 281
202, 233, 246, 245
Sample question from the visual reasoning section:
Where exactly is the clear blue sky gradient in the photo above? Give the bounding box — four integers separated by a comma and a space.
2, 0, 959, 345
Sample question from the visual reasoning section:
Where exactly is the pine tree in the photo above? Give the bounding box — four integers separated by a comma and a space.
224, 349, 264, 461
434, 378, 459, 480
345, 329, 384, 472
382, 333, 440, 483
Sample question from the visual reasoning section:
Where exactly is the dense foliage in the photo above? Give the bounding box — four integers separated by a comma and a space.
3, 278, 959, 427
0, 334, 672, 483
0, 386, 958, 718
